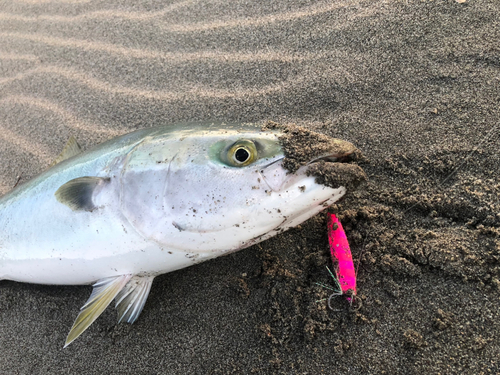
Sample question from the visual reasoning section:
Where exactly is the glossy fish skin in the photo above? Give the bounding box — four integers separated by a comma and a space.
0, 122, 360, 346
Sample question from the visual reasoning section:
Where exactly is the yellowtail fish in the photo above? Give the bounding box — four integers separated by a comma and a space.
0, 122, 364, 347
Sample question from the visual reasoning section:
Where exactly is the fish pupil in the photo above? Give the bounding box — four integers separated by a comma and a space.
235, 148, 250, 163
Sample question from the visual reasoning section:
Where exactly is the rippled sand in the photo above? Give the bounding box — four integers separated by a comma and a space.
1, 0, 499, 373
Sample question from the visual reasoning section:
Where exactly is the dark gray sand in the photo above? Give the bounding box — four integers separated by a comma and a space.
1, 0, 499, 373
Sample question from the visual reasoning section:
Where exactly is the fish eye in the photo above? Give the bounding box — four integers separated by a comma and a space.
226, 140, 257, 167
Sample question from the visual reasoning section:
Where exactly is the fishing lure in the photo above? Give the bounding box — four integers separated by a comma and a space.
317, 213, 357, 309
327, 213, 356, 299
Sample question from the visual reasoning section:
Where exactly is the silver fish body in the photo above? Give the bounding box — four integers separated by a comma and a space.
0, 122, 361, 346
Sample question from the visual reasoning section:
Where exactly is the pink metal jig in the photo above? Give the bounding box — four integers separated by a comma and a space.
327, 213, 357, 301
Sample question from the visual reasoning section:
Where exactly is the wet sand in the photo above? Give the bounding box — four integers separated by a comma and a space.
0, 0, 499, 373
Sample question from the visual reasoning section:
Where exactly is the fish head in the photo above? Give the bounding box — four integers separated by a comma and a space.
119, 123, 365, 254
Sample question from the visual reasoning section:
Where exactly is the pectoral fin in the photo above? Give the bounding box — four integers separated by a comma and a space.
115, 275, 155, 324
55, 176, 110, 211
64, 275, 132, 348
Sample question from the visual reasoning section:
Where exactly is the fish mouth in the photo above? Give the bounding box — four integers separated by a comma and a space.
304, 147, 366, 191
261, 141, 360, 170
280, 133, 361, 174
260, 138, 365, 193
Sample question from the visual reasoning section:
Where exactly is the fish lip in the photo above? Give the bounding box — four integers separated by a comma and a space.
262, 150, 359, 171
307, 150, 359, 165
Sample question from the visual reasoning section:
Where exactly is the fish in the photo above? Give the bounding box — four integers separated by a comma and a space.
0, 121, 364, 347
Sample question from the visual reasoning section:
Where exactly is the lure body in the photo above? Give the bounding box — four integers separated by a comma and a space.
327, 213, 356, 297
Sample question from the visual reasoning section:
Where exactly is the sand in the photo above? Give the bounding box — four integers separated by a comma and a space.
0, 0, 499, 373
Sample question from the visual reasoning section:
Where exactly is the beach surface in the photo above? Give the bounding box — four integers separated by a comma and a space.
0, 0, 499, 373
